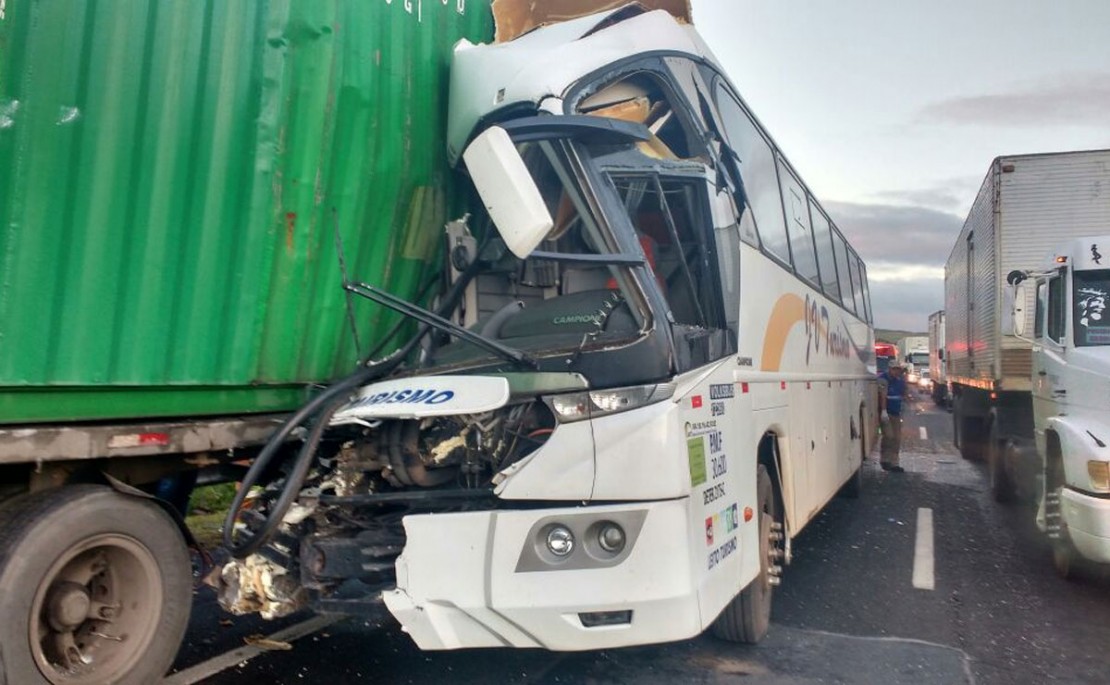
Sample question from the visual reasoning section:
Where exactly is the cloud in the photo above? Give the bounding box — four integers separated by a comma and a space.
869, 180, 980, 213
919, 72, 1110, 127
822, 201, 962, 330
824, 201, 964, 270
868, 278, 944, 331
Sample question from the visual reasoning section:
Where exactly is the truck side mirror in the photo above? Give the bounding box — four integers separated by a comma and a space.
463, 126, 554, 259
1010, 281, 1029, 337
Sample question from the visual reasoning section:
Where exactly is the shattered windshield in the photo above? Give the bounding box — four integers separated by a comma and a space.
1073, 270, 1110, 346
428, 138, 651, 369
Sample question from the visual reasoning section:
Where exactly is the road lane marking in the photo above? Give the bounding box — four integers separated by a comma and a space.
913, 507, 935, 590
163, 615, 341, 685
919, 426, 928, 440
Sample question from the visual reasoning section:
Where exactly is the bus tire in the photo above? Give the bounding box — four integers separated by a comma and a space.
0, 485, 192, 685
712, 464, 777, 644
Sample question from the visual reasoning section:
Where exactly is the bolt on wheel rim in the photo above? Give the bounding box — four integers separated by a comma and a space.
30, 534, 163, 684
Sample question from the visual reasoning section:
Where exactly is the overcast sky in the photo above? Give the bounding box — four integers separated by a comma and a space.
689, 0, 1110, 331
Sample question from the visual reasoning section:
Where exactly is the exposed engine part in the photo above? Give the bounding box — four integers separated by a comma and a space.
215, 554, 307, 620
222, 399, 555, 614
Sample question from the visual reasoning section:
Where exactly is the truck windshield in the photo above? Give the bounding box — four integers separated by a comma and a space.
907, 353, 929, 367
428, 137, 653, 371
1073, 269, 1110, 346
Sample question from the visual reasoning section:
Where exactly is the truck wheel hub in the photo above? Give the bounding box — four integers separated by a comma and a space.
46, 581, 91, 632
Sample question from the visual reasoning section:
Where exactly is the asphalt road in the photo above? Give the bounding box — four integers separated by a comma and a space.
166, 392, 1110, 684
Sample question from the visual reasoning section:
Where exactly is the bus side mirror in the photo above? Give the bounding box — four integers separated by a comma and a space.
938, 349, 944, 361
463, 126, 554, 259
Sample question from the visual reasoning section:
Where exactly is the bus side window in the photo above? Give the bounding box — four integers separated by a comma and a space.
713, 82, 791, 267
810, 202, 841, 304
778, 158, 819, 286
847, 250, 866, 317
858, 259, 874, 323
832, 230, 857, 315
715, 222, 741, 339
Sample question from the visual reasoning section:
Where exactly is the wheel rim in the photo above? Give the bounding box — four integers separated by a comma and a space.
29, 534, 163, 684
758, 486, 780, 601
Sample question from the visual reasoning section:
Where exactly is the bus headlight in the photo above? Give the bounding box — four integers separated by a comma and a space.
1088, 461, 1110, 491
545, 526, 575, 557
546, 383, 675, 423
597, 522, 626, 554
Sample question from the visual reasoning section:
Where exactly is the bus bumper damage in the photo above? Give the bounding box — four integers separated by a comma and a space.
381, 499, 702, 651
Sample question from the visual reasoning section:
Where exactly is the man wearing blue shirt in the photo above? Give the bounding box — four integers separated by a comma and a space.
878, 361, 907, 473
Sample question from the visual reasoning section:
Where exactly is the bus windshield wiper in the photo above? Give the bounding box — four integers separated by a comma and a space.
344, 282, 539, 370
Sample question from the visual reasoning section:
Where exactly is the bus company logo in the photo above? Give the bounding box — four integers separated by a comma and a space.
709, 383, 734, 400
804, 295, 852, 364
705, 516, 714, 546
552, 313, 600, 325
350, 388, 456, 408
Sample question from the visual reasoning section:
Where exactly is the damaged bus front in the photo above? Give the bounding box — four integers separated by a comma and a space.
216, 5, 873, 651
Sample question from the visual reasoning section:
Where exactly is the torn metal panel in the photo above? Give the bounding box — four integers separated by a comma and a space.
492, 0, 692, 42
448, 8, 711, 165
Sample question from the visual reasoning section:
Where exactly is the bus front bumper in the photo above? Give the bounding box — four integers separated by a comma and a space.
381, 498, 704, 650
1062, 487, 1110, 564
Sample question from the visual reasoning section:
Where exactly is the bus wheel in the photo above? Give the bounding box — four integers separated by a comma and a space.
712, 464, 779, 643
0, 485, 192, 685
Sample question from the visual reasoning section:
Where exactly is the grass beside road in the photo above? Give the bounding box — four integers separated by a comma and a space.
186, 483, 237, 549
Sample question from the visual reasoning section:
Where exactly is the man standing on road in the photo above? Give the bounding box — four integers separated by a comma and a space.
878, 361, 907, 473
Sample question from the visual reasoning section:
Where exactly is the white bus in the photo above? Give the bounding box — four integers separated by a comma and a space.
217, 6, 878, 651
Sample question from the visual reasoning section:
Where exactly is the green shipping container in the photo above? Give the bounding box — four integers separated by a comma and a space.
0, 0, 493, 424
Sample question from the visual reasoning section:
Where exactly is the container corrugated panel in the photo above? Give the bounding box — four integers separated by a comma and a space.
945, 163, 997, 382
998, 149, 1110, 354
0, 1, 493, 423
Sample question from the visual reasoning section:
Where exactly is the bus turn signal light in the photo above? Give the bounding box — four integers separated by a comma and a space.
1088, 461, 1110, 491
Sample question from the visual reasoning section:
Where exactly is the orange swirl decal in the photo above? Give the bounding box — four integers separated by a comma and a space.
760, 294, 806, 371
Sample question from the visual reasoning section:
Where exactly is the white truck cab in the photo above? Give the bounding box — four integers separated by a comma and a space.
1010, 235, 1110, 576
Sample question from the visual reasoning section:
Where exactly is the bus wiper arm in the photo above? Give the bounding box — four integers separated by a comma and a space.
528, 250, 644, 266
344, 282, 539, 370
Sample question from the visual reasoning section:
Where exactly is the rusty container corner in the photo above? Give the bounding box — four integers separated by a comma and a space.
0, 0, 494, 423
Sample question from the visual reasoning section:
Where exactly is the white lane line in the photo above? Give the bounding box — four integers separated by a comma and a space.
163, 615, 341, 685
913, 507, 935, 590
919, 426, 928, 440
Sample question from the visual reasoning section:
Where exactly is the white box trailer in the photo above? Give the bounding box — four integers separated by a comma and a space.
927, 310, 947, 406
945, 149, 1110, 500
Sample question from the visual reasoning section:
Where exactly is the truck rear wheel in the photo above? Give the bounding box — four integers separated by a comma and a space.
712, 464, 779, 643
0, 485, 191, 685
957, 416, 985, 461
987, 423, 1017, 503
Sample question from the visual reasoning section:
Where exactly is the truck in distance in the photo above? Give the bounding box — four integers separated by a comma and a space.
898, 335, 929, 385
928, 310, 948, 406
944, 149, 1110, 577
